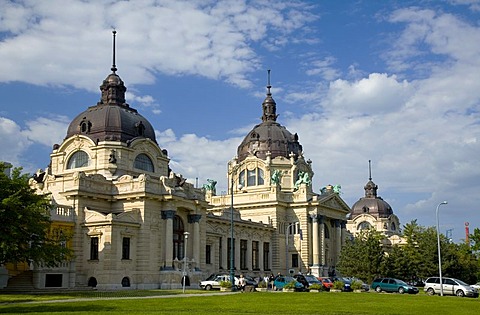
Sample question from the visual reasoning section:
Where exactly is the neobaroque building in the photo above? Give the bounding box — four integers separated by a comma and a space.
3, 36, 353, 290
346, 162, 403, 246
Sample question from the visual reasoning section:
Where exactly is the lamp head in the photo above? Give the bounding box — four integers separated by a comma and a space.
441, 201, 448, 205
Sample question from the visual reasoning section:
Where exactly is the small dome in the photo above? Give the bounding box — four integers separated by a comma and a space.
237, 77, 302, 162
351, 197, 393, 219
65, 71, 156, 144
350, 178, 393, 219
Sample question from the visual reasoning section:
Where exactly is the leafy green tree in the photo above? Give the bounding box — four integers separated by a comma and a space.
401, 220, 439, 281
0, 163, 71, 267
443, 241, 478, 283
337, 229, 385, 283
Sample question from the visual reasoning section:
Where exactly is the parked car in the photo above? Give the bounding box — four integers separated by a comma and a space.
470, 282, 480, 291
331, 276, 353, 292
350, 278, 370, 291
318, 277, 334, 290
371, 278, 419, 294
199, 274, 239, 290
273, 276, 305, 291
424, 277, 479, 298
293, 274, 323, 289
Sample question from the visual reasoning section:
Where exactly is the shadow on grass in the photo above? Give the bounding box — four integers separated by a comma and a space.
0, 303, 114, 314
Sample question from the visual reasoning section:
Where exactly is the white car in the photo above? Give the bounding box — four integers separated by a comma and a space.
199, 274, 239, 290
471, 282, 480, 290
424, 277, 479, 298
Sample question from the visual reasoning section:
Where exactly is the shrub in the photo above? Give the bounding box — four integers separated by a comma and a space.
333, 280, 344, 290
351, 280, 363, 290
309, 283, 323, 290
219, 280, 232, 288
283, 281, 297, 289
258, 281, 267, 288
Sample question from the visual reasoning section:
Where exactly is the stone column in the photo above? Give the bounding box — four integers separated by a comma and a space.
188, 214, 202, 270
259, 241, 264, 271
161, 210, 176, 270
246, 239, 252, 272
319, 216, 325, 266
235, 237, 241, 272
310, 214, 320, 266
221, 236, 228, 271
341, 220, 347, 247
335, 219, 342, 264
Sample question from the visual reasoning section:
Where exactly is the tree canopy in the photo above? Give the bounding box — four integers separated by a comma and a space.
337, 220, 479, 284
0, 163, 71, 267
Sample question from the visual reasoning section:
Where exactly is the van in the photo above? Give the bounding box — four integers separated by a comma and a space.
424, 277, 479, 297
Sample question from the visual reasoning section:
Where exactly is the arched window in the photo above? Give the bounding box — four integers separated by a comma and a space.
87, 277, 97, 287
121, 277, 130, 287
173, 216, 185, 260
238, 167, 265, 187
358, 221, 372, 230
134, 154, 154, 172
67, 151, 89, 169
391, 222, 396, 231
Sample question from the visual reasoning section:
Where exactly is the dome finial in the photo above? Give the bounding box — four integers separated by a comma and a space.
368, 159, 372, 181
267, 69, 272, 96
261, 69, 277, 122
111, 29, 117, 73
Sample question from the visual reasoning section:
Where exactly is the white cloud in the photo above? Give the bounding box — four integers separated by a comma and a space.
156, 128, 243, 192
22, 116, 70, 147
0, 0, 314, 91
0, 117, 32, 165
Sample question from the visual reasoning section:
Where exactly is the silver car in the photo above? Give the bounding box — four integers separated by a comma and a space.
424, 277, 479, 298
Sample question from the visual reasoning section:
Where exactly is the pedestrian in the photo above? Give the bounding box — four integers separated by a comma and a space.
239, 274, 246, 292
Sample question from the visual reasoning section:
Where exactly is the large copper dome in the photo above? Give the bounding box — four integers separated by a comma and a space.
237, 80, 302, 162
351, 179, 393, 219
65, 72, 157, 144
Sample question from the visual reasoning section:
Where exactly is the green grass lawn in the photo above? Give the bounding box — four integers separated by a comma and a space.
0, 290, 478, 315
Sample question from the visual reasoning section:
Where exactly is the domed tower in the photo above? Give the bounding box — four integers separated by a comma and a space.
227, 70, 311, 196
49, 30, 169, 179
208, 71, 351, 278
237, 73, 302, 162
347, 161, 400, 238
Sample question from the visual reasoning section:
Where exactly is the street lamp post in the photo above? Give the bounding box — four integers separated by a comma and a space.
436, 201, 448, 296
182, 231, 190, 293
230, 173, 235, 291
229, 165, 242, 291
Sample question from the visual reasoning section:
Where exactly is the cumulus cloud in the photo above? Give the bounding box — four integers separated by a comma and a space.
0, 0, 315, 91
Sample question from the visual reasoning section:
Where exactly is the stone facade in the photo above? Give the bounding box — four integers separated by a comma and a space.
7, 40, 352, 290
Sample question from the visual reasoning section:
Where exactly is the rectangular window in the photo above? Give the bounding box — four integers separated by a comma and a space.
292, 253, 299, 268
247, 169, 256, 186
219, 237, 223, 269
263, 242, 270, 270
90, 237, 99, 260
257, 168, 264, 185
206, 245, 211, 264
45, 274, 63, 287
238, 170, 245, 188
122, 237, 130, 260
240, 239, 247, 270
252, 241, 259, 270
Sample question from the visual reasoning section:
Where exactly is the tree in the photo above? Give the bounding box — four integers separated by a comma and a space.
337, 229, 385, 283
400, 220, 439, 281
0, 163, 71, 267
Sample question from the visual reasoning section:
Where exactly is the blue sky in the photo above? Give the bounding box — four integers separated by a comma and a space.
1, 0, 480, 242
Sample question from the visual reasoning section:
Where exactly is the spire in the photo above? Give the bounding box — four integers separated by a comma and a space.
365, 160, 378, 198
111, 29, 117, 73
261, 69, 278, 122
368, 159, 372, 181
98, 30, 127, 106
